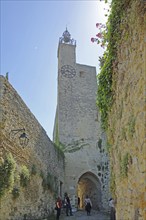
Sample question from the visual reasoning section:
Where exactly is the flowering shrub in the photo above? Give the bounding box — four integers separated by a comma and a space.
92, 0, 129, 130
91, 23, 106, 48
91, 3, 110, 48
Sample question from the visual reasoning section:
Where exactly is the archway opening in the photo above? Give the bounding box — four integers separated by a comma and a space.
77, 172, 101, 210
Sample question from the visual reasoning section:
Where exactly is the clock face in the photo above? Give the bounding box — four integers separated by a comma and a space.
60, 65, 76, 78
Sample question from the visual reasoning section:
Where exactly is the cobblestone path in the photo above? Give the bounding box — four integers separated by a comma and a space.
60, 210, 110, 220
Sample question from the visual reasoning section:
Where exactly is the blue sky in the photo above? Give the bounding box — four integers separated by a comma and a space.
1, 0, 109, 140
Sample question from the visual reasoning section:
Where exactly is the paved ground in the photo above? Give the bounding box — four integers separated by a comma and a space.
60, 209, 110, 220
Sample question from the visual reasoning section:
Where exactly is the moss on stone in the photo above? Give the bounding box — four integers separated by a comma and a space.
0, 153, 16, 197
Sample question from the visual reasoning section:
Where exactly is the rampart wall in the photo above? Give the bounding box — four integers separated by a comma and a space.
0, 76, 65, 220
107, 1, 146, 219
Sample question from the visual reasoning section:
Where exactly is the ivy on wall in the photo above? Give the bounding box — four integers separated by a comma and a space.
96, 0, 132, 130
54, 115, 59, 146
0, 153, 16, 197
20, 165, 30, 187
54, 116, 65, 160
0, 153, 59, 199
110, 166, 116, 197
41, 170, 59, 197
120, 152, 132, 178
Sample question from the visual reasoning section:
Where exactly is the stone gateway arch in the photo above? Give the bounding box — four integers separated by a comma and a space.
77, 171, 102, 210
53, 29, 110, 211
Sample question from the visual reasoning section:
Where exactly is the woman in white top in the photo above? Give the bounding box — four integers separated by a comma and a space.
84, 195, 92, 216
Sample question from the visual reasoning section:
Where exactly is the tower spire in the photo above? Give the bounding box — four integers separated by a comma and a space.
59, 28, 76, 45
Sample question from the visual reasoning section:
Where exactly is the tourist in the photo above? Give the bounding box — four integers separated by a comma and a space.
64, 193, 73, 216
84, 195, 92, 216
55, 196, 62, 220
78, 197, 80, 209
109, 198, 116, 220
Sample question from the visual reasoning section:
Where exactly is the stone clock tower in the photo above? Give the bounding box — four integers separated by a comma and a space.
53, 29, 110, 211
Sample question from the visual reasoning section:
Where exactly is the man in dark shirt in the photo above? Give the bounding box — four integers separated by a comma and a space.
64, 193, 73, 216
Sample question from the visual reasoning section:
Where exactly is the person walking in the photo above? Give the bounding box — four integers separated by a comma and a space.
78, 197, 80, 209
109, 198, 116, 220
64, 193, 73, 216
84, 195, 92, 216
55, 196, 62, 220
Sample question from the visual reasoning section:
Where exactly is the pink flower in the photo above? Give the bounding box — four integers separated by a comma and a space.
96, 33, 103, 38
91, 37, 95, 43
96, 23, 101, 28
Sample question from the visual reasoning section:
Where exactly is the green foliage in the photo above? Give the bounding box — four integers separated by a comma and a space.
97, 0, 132, 130
54, 144, 65, 161
110, 168, 116, 197
58, 142, 66, 151
42, 172, 58, 194
46, 172, 54, 190
0, 153, 16, 197
120, 152, 130, 178
97, 52, 113, 130
106, 142, 112, 153
127, 114, 136, 138
54, 116, 59, 146
54, 116, 65, 159
6, 72, 9, 80
20, 165, 30, 187
53, 115, 64, 159
12, 187, 20, 199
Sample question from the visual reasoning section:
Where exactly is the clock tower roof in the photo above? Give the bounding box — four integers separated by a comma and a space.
59, 28, 76, 45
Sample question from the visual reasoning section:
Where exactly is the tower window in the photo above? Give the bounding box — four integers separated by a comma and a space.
79, 71, 85, 77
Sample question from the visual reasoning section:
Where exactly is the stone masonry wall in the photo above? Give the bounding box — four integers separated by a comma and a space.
107, 1, 146, 220
60, 63, 110, 210
0, 76, 65, 220
55, 39, 110, 211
